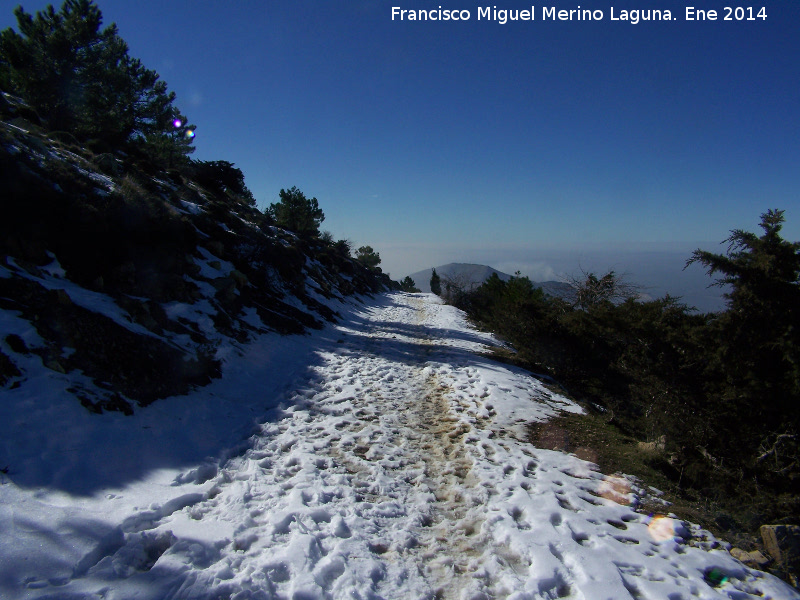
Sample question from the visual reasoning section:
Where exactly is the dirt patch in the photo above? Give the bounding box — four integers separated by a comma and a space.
407, 374, 486, 600
527, 409, 791, 577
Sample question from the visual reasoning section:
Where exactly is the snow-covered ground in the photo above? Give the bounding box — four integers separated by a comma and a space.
1, 292, 797, 599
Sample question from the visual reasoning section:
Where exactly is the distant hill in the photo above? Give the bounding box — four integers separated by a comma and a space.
407, 264, 510, 293
407, 263, 573, 299
535, 280, 575, 300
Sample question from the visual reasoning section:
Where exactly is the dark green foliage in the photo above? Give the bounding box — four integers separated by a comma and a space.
188, 160, 256, 206
0, 6, 394, 416
333, 239, 352, 257
687, 209, 800, 489
462, 272, 703, 443
453, 213, 800, 535
0, 0, 192, 161
399, 276, 420, 292
266, 186, 324, 236
1, 1, 119, 137
458, 273, 549, 353
355, 245, 381, 270
430, 268, 441, 295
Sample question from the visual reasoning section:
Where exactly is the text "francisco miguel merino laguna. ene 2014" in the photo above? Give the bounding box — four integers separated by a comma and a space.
391, 6, 676, 24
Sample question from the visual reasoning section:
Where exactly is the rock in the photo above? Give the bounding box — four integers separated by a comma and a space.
211, 276, 234, 291
207, 240, 225, 256
731, 548, 771, 568
638, 435, 666, 452
0, 349, 22, 385
760, 524, 800, 568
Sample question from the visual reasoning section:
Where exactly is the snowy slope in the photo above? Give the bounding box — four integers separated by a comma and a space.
1, 292, 796, 600
1, 111, 392, 412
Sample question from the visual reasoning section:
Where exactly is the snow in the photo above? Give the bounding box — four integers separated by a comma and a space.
179, 199, 204, 215
195, 246, 236, 278
1, 292, 797, 600
72, 163, 115, 192
2, 256, 162, 342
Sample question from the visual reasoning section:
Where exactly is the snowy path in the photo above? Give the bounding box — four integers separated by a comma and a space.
1, 293, 797, 599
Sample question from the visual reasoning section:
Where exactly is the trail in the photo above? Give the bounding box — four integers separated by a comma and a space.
2, 293, 795, 600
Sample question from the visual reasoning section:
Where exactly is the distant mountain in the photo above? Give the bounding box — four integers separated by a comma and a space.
407, 263, 573, 299
536, 280, 575, 300
407, 264, 511, 293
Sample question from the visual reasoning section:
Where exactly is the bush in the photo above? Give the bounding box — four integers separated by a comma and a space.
187, 160, 255, 205
452, 213, 800, 539
333, 239, 351, 257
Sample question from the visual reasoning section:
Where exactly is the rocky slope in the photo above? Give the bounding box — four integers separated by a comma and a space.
0, 93, 391, 413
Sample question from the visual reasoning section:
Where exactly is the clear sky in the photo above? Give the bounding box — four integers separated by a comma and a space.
3, 1, 799, 308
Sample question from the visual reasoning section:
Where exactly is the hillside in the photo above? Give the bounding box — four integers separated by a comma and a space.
0, 93, 391, 413
408, 263, 573, 298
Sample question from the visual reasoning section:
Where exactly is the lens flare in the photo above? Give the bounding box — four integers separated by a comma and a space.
185, 128, 196, 139
703, 567, 729, 587
173, 118, 183, 128
647, 515, 677, 542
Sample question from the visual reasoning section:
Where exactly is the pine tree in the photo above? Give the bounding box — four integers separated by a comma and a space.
399, 276, 420, 293
266, 187, 324, 236
430, 268, 441, 295
687, 209, 800, 478
0, 0, 192, 160
355, 246, 381, 270
0, 1, 110, 135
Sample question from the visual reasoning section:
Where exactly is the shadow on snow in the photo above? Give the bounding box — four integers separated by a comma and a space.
1, 292, 526, 497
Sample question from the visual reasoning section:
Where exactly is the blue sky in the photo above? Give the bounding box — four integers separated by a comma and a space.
3, 1, 799, 308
